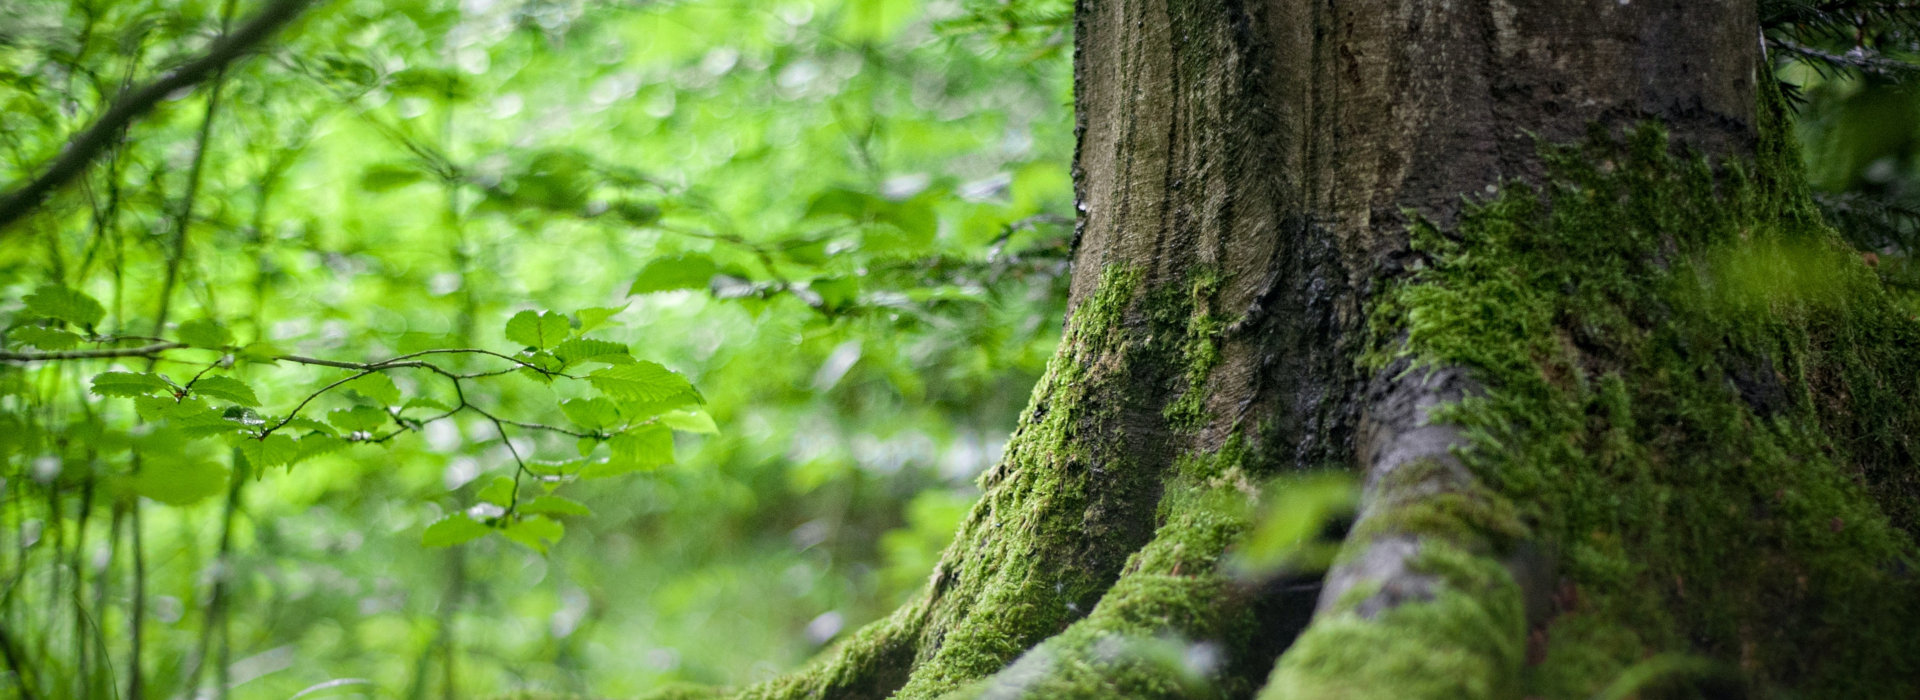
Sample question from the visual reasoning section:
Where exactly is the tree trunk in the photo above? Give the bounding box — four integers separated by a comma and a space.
642, 2, 1920, 698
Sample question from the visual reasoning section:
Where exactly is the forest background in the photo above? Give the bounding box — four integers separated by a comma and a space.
0, 0, 1915, 698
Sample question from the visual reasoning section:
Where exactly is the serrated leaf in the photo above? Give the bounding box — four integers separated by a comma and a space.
222, 406, 266, 428
505, 310, 571, 350
176, 319, 232, 349
629, 254, 718, 295
501, 515, 564, 553
170, 403, 245, 438
661, 409, 719, 434
342, 373, 400, 406
401, 397, 452, 413
91, 372, 173, 398
13, 326, 81, 350
232, 433, 299, 470
553, 337, 630, 367
477, 475, 515, 507
328, 406, 388, 433
133, 396, 175, 421
295, 435, 349, 462
24, 284, 104, 328
586, 362, 700, 413
588, 424, 673, 478
279, 416, 337, 436
521, 495, 590, 516
190, 376, 259, 406
559, 397, 621, 431
422, 513, 491, 547
574, 305, 628, 334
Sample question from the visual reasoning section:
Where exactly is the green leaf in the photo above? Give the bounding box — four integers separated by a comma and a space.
169, 402, 246, 438
505, 310, 571, 350
236, 342, 285, 366
222, 406, 266, 428
401, 397, 452, 414
520, 495, 590, 517
24, 284, 104, 328
279, 416, 337, 436
573, 305, 628, 334
661, 409, 719, 434
613, 200, 662, 226
91, 372, 173, 398
190, 376, 259, 406
501, 515, 564, 553
808, 277, 861, 310
295, 435, 350, 463
803, 187, 874, 220
587, 423, 672, 477
328, 406, 388, 433
360, 163, 428, 192
133, 396, 174, 421
233, 433, 300, 470
342, 373, 401, 406
423, 513, 492, 547
511, 149, 593, 212
176, 319, 233, 349
629, 254, 718, 295
586, 362, 700, 412
559, 397, 621, 431
553, 337, 630, 367
477, 475, 515, 507
13, 326, 81, 350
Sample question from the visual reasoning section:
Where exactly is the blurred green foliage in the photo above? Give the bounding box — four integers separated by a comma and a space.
0, 0, 1072, 697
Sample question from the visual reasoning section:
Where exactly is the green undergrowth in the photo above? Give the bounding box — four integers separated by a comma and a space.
1369, 120, 1920, 697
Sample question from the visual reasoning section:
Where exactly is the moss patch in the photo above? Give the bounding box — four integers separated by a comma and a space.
1264, 541, 1528, 700
1367, 115, 1920, 696
890, 263, 1212, 698
937, 442, 1273, 700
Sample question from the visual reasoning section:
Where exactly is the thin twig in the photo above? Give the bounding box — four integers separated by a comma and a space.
0, 0, 320, 234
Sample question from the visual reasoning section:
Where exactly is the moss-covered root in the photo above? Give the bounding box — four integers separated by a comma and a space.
1261, 463, 1533, 700
1262, 537, 1527, 700
933, 458, 1278, 700
728, 603, 925, 700
1264, 366, 1537, 700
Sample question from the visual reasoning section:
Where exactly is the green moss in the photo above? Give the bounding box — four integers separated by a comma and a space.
1162, 267, 1226, 430
1343, 459, 1529, 549
934, 443, 1268, 699
1368, 115, 1920, 696
1263, 541, 1528, 700
888, 264, 1185, 698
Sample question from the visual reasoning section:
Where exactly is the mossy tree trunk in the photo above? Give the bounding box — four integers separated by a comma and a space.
643, 1, 1920, 698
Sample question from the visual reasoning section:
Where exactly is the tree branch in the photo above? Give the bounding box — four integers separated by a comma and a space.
0, 0, 319, 235
0, 342, 184, 361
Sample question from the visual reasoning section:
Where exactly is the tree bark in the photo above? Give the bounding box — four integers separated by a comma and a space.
644, 1, 1920, 698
